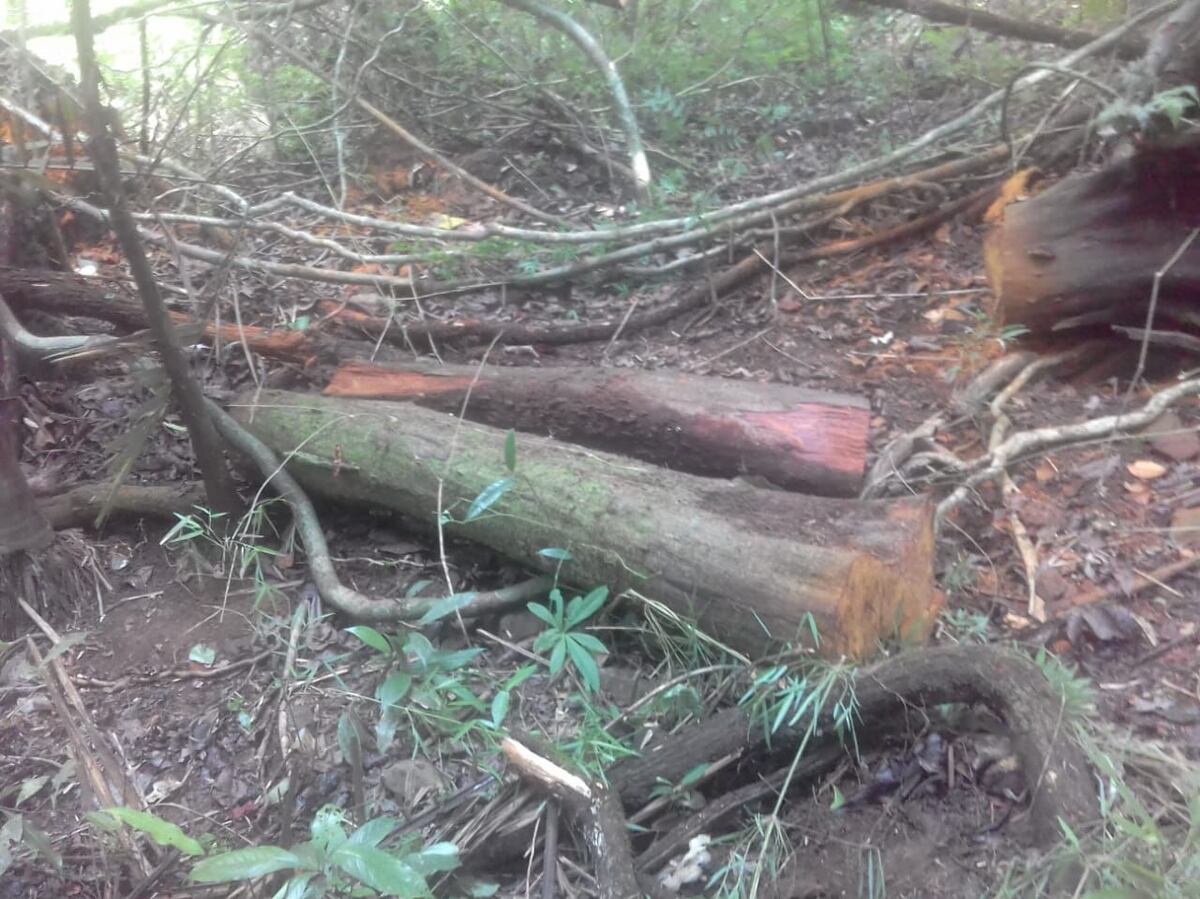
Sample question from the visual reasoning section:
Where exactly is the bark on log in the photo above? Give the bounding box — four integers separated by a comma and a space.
324, 361, 870, 497
985, 139, 1200, 335
230, 390, 939, 659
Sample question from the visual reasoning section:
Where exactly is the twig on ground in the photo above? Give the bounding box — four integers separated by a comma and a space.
1051, 554, 1200, 619
936, 376, 1200, 528
503, 735, 642, 899
986, 351, 1082, 621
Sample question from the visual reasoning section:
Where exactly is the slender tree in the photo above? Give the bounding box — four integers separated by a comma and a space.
69, 0, 241, 517
0, 337, 53, 636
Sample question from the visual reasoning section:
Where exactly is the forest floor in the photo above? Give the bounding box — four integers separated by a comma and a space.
4, 54, 1200, 899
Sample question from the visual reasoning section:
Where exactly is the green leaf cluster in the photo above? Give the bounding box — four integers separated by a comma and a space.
527, 586, 610, 692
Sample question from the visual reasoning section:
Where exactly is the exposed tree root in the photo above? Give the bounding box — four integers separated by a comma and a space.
470, 645, 1098, 877
204, 398, 550, 622
35, 482, 206, 530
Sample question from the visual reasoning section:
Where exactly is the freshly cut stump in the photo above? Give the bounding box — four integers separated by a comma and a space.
985, 139, 1200, 335
232, 390, 939, 659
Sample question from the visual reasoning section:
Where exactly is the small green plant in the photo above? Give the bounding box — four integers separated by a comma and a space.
938, 607, 991, 644
1031, 647, 1096, 721
189, 806, 458, 898
706, 812, 791, 897
558, 704, 640, 780
0, 813, 61, 878
527, 586, 610, 692
348, 626, 487, 751
649, 762, 710, 809
160, 500, 284, 607
1098, 84, 1199, 138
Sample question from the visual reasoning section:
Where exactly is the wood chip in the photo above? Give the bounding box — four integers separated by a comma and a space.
1127, 459, 1168, 480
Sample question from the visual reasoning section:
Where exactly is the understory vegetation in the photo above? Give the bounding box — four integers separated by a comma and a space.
2, 0, 1199, 897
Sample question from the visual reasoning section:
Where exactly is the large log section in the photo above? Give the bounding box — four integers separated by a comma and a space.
324, 361, 870, 497
985, 138, 1200, 335
231, 391, 939, 659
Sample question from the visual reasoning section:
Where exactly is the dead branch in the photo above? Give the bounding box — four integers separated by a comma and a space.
851, 0, 1149, 59
503, 736, 642, 899
35, 482, 205, 530
937, 376, 1200, 526
493, 0, 650, 199
23, 624, 153, 876
329, 183, 998, 350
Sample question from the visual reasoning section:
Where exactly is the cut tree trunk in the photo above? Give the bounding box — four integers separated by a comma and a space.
985, 138, 1200, 336
324, 361, 870, 497
230, 390, 939, 659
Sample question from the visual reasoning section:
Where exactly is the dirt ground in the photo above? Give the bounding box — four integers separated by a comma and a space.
7, 219, 1199, 895
4, 61, 1200, 899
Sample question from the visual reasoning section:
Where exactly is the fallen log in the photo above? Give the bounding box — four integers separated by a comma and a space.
324, 361, 870, 497
230, 390, 939, 659
985, 138, 1200, 335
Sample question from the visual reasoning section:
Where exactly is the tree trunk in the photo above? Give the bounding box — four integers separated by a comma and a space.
985, 138, 1200, 336
230, 390, 939, 659
71, 0, 241, 517
325, 361, 870, 497
0, 336, 53, 636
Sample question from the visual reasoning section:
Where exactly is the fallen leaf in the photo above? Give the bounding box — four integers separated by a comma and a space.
1127, 459, 1167, 480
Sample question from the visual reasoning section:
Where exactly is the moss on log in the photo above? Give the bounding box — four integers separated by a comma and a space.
232, 390, 939, 659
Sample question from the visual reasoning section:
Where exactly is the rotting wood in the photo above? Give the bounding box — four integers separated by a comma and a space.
230, 390, 940, 659
985, 139, 1200, 336
325, 361, 870, 497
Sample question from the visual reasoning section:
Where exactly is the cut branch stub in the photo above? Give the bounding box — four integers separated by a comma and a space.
231, 390, 940, 659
